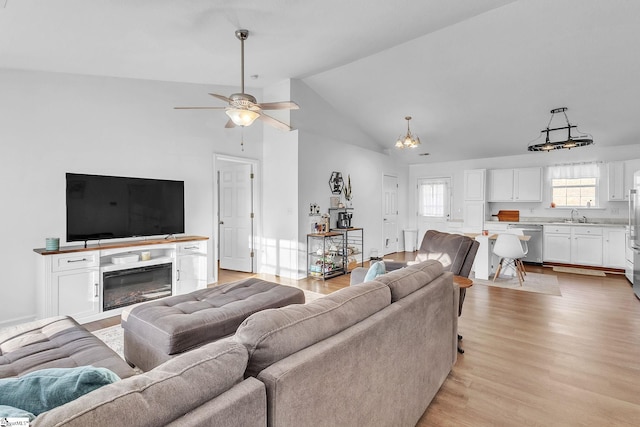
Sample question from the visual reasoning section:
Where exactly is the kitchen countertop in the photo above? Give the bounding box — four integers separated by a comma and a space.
487, 218, 627, 227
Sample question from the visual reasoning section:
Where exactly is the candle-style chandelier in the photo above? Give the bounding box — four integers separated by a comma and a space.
394, 116, 421, 149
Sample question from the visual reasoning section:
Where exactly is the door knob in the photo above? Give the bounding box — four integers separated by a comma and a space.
219, 221, 224, 225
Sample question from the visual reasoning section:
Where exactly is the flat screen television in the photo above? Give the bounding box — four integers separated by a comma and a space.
66, 173, 185, 242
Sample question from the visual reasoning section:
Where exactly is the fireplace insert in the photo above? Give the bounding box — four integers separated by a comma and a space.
103, 263, 172, 311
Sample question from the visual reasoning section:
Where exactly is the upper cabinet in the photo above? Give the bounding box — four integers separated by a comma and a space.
607, 161, 628, 201
488, 167, 542, 202
464, 169, 486, 201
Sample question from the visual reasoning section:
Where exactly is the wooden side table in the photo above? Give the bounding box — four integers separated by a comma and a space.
454, 275, 473, 354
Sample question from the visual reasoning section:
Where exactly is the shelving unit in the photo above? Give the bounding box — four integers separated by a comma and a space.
330, 227, 364, 272
307, 232, 345, 279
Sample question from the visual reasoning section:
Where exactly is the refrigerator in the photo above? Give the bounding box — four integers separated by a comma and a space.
631, 171, 640, 299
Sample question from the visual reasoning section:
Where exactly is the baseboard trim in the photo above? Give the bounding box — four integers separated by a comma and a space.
0, 314, 37, 329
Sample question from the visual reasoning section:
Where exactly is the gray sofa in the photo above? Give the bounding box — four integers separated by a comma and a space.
6, 260, 457, 427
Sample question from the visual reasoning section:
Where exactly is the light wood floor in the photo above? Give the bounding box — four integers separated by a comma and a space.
86, 255, 640, 426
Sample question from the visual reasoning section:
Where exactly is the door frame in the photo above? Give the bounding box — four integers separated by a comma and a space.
382, 173, 399, 256
213, 154, 261, 279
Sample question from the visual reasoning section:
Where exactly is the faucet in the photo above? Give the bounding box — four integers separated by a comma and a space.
570, 208, 579, 222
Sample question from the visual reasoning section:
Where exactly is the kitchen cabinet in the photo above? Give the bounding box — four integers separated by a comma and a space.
572, 227, 603, 266
488, 167, 542, 202
543, 225, 572, 264
464, 169, 486, 201
603, 227, 626, 268
543, 225, 604, 266
607, 161, 626, 201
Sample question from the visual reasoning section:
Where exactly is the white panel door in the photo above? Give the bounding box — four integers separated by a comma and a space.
219, 163, 253, 272
383, 175, 399, 255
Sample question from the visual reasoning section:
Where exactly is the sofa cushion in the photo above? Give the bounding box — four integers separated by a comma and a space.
121, 278, 305, 356
373, 260, 444, 302
235, 281, 391, 377
363, 260, 386, 282
0, 366, 119, 416
33, 340, 249, 427
0, 316, 136, 380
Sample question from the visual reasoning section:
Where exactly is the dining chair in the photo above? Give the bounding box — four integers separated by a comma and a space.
492, 233, 527, 285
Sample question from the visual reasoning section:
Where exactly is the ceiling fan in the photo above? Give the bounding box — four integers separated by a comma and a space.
175, 29, 299, 131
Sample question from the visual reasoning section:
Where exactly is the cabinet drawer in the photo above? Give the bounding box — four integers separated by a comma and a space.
572, 226, 602, 236
178, 241, 206, 255
544, 225, 571, 234
52, 252, 99, 272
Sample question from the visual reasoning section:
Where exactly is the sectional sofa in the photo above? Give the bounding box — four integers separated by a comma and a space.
4, 260, 458, 426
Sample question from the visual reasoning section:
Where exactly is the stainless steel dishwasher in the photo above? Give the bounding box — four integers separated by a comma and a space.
507, 224, 543, 264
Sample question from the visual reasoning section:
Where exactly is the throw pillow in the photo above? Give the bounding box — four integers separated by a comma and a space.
363, 260, 386, 282
0, 366, 120, 416
0, 404, 35, 421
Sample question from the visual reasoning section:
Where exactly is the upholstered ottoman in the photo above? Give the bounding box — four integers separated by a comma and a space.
121, 278, 305, 371
0, 316, 136, 380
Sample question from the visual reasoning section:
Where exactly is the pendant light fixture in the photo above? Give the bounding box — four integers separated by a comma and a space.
528, 107, 594, 152
395, 116, 421, 149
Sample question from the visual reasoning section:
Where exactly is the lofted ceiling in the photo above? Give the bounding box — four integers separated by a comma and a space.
2, 0, 639, 163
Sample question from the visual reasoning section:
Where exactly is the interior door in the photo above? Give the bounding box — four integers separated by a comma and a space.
383, 175, 399, 255
219, 162, 254, 272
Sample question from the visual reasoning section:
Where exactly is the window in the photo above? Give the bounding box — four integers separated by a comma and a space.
551, 178, 597, 207
418, 178, 450, 218
548, 163, 600, 208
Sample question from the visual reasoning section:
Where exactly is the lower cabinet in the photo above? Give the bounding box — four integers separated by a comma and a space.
176, 241, 208, 294
544, 225, 626, 268
54, 268, 100, 320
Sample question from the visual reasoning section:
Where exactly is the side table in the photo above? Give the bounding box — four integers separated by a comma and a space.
454, 275, 473, 354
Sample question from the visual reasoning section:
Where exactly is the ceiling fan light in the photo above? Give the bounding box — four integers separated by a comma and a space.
226, 108, 260, 126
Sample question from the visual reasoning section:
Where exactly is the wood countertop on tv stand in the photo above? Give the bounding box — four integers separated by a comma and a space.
33, 235, 209, 255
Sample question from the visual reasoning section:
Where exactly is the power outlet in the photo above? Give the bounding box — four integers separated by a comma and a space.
611, 208, 620, 215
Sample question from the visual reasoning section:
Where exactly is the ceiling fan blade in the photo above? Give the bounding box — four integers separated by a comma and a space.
174, 106, 227, 110
224, 119, 236, 129
258, 101, 300, 110
258, 113, 292, 131
209, 93, 231, 103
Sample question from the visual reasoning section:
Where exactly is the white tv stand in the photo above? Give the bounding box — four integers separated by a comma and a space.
34, 236, 208, 324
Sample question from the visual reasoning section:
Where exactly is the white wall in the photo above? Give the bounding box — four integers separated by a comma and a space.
0, 68, 262, 326
292, 80, 408, 276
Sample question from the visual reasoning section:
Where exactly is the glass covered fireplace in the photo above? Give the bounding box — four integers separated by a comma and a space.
103, 263, 172, 311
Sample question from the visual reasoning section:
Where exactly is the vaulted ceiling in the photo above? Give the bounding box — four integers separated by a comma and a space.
2, 0, 639, 163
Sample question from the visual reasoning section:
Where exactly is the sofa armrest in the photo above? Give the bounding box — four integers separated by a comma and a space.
384, 261, 408, 271
349, 267, 368, 285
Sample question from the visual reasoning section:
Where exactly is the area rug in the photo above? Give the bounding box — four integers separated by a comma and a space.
93, 289, 325, 360
472, 272, 562, 296
552, 266, 606, 277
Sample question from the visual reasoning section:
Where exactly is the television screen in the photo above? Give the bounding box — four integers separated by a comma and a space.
66, 173, 185, 242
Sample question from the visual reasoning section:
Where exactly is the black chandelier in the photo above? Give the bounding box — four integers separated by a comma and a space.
527, 107, 594, 152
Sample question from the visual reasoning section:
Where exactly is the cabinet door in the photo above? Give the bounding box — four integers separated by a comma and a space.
488, 169, 514, 202
176, 254, 207, 294
544, 233, 571, 263
572, 235, 603, 266
607, 161, 626, 201
464, 169, 486, 201
603, 228, 626, 268
463, 202, 485, 232
514, 167, 542, 202
55, 268, 99, 320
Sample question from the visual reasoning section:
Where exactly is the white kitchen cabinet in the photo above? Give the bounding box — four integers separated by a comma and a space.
464, 169, 486, 201
463, 201, 485, 232
544, 225, 606, 266
607, 161, 626, 201
603, 227, 626, 268
571, 227, 603, 266
543, 225, 572, 263
488, 167, 542, 202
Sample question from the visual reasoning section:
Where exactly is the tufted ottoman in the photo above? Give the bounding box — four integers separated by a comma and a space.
121, 278, 305, 371
0, 315, 137, 379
